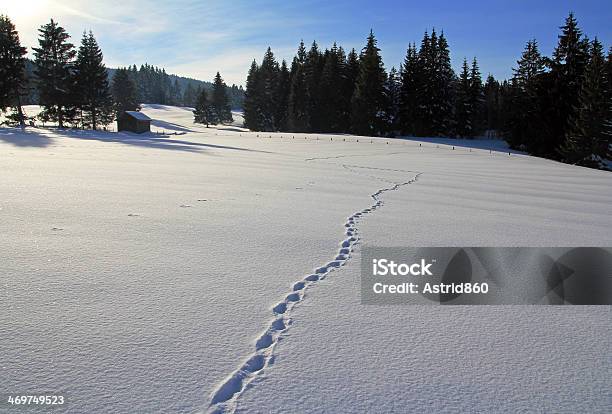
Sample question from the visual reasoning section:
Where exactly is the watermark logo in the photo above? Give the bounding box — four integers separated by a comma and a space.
361, 247, 612, 305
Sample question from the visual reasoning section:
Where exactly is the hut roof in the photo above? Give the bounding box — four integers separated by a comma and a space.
124, 111, 151, 121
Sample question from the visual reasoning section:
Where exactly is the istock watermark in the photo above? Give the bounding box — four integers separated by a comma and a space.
361, 247, 612, 305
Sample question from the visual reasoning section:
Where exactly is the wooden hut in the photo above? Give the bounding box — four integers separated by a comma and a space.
117, 111, 151, 134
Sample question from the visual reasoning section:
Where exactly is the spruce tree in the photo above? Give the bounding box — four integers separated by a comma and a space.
275, 60, 290, 131
193, 88, 213, 127
243, 60, 263, 130
340, 48, 359, 131
413, 30, 432, 135
432, 31, 455, 136
305, 41, 324, 131
468, 57, 484, 136
287, 41, 309, 132
0, 15, 28, 127
33, 19, 76, 128
506, 40, 546, 151
483, 74, 501, 133
211, 71, 233, 124
386, 66, 401, 133
350, 30, 388, 135
319, 43, 345, 131
455, 59, 472, 137
112, 67, 139, 116
399, 43, 418, 135
258, 47, 279, 130
73, 31, 113, 129
561, 39, 612, 169
543, 12, 591, 157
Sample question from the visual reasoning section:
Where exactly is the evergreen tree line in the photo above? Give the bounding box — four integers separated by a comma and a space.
500, 13, 612, 169
111, 64, 244, 109
0, 16, 242, 130
244, 14, 611, 170
244, 29, 486, 137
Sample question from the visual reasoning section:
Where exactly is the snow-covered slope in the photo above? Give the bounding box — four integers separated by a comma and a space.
1, 106, 610, 414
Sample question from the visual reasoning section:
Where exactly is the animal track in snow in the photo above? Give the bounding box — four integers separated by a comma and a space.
205, 165, 422, 414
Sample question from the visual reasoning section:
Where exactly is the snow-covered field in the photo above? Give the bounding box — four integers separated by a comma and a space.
1, 105, 610, 414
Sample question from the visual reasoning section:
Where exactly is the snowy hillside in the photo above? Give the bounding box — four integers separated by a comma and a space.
1, 106, 610, 414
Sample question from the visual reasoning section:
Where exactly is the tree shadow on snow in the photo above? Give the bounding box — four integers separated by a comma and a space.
0, 128, 53, 147
1, 127, 270, 154
150, 119, 198, 133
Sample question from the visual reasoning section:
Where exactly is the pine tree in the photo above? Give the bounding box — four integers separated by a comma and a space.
412, 29, 456, 136
211, 71, 233, 124
483, 74, 501, 133
305, 41, 324, 131
468, 57, 484, 136
340, 48, 359, 131
455, 59, 472, 137
386, 66, 402, 133
561, 39, 612, 169
543, 12, 591, 157
506, 39, 546, 151
431, 31, 455, 136
243, 60, 263, 130
259, 47, 279, 130
33, 19, 76, 128
73, 31, 113, 129
350, 30, 388, 135
399, 43, 418, 134
275, 60, 290, 131
319, 43, 345, 131
112, 67, 139, 116
193, 88, 213, 127
287, 41, 309, 132
0, 15, 28, 127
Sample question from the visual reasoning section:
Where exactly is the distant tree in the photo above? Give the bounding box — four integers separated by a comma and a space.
168, 78, 182, 106
73, 31, 114, 129
211, 71, 233, 124
33, 19, 76, 128
287, 41, 309, 132
182, 83, 198, 107
350, 30, 388, 135
193, 88, 213, 127
560, 38, 612, 168
112, 67, 139, 116
0, 15, 28, 127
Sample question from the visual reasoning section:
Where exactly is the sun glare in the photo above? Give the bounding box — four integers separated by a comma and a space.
3, 0, 49, 20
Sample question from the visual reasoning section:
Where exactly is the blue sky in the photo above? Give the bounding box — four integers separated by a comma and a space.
5, 0, 612, 85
